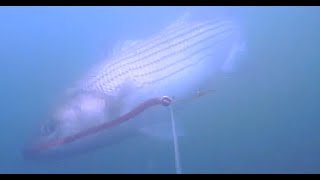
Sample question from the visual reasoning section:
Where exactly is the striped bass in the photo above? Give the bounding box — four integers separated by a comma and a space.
24, 11, 246, 160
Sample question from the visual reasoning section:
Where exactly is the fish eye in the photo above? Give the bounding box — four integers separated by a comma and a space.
40, 118, 58, 136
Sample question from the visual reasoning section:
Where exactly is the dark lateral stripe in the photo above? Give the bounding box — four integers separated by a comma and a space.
88, 20, 238, 89
84, 18, 237, 93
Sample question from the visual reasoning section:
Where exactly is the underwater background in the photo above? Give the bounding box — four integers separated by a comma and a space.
0, 6, 320, 174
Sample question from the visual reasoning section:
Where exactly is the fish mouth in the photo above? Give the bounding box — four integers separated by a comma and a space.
22, 135, 68, 161
22, 143, 49, 161
22, 126, 120, 161
23, 96, 173, 161
22, 127, 141, 161
22, 124, 139, 161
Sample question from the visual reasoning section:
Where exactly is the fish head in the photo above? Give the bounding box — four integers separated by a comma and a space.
23, 92, 112, 160
51, 93, 107, 134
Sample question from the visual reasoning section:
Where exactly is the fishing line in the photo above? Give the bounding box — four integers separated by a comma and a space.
169, 105, 182, 174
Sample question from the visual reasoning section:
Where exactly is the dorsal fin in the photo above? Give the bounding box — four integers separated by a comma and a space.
160, 12, 191, 34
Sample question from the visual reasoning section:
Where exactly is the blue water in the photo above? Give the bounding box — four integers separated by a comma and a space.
0, 6, 320, 174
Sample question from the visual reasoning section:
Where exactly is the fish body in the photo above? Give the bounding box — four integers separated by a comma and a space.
24, 11, 246, 159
